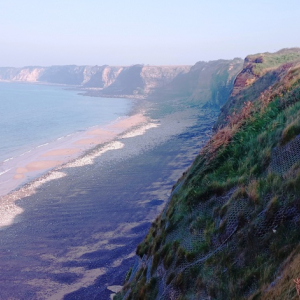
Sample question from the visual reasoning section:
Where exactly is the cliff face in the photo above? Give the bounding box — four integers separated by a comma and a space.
0, 67, 45, 82
0, 61, 243, 109
82, 66, 124, 88
0, 64, 191, 96
116, 48, 300, 300
140, 65, 192, 94
151, 59, 243, 108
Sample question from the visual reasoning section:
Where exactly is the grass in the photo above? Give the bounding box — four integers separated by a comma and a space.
251, 51, 300, 76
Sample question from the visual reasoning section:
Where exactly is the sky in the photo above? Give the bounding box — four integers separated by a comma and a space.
0, 0, 300, 67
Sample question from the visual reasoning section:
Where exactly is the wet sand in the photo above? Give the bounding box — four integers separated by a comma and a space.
42, 149, 80, 157
0, 112, 150, 198
0, 103, 218, 299
14, 161, 63, 179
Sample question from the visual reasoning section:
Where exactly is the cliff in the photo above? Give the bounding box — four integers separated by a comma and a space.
115, 48, 300, 299
0, 65, 191, 97
152, 58, 243, 108
0, 60, 243, 109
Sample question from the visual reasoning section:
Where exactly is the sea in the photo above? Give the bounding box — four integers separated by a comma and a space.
0, 81, 131, 178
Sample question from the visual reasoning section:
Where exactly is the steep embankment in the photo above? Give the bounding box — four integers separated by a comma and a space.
116, 48, 300, 299
0, 60, 243, 106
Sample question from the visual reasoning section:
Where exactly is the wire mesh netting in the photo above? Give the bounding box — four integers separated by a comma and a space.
121, 134, 300, 300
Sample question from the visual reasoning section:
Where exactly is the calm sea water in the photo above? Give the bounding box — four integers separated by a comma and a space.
0, 82, 131, 163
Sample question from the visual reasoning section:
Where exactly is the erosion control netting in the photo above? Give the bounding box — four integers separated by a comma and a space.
121, 135, 300, 300
270, 134, 300, 174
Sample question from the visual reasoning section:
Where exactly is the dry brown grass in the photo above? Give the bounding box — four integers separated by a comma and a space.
259, 63, 300, 114
258, 245, 300, 300
293, 276, 300, 298
201, 101, 253, 155
202, 64, 300, 157
246, 180, 259, 204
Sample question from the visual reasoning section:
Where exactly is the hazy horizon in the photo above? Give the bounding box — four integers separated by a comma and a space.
1, 0, 299, 67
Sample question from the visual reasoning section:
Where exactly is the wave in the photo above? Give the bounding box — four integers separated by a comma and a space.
3, 157, 13, 163
0, 168, 11, 176
37, 143, 49, 148
20, 150, 32, 157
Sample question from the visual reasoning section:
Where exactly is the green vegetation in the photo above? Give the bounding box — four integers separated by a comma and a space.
116, 49, 300, 300
215, 48, 300, 129
249, 49, 300, 76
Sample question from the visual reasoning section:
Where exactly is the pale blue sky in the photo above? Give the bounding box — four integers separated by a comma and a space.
0, 0, 299, 67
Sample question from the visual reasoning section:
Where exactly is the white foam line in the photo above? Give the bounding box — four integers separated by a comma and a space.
0, 169, 11, 176
37, 143, 49, 148
65, 141, 124, 168
57, 137, 64, 140
0, 171, 67, 228
3, 157, 13, 163
121, 123, 160, 139
19, 149, 32, 157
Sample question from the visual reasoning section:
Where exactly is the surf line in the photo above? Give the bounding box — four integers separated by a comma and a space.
3, 157, 13, 163
37, 143, 49, 148
20, 150, 32, 157
20, 150, 31, 156
0, 169, 12, 176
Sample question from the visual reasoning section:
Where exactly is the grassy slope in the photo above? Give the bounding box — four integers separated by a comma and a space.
215, 48, 300, 129
116, 49, 300, 300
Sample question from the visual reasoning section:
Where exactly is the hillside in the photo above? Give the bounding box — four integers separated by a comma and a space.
115, 48, 300, 299
0, 60, 243, 108
215, 48, 300, 128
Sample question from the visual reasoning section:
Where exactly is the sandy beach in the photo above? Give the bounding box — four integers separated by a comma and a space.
0, 111, 150, 199
0, 99, 218, 299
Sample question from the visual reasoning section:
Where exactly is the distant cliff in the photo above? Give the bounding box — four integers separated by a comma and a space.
0, 60, 243, 109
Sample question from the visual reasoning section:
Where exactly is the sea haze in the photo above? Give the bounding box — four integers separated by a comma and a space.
0, 82, 131, 163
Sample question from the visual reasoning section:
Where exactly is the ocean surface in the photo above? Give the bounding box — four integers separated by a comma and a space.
0, 82, 131, 165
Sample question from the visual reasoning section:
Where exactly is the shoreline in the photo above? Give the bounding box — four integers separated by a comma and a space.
0, 79, 148, 101
0, 100, 217, 299
0, 82, 150, 198
0, 80, 219, 299
0, 107, 160, 228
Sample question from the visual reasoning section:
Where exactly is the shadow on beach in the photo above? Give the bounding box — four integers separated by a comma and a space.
0, 103, 218, 299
